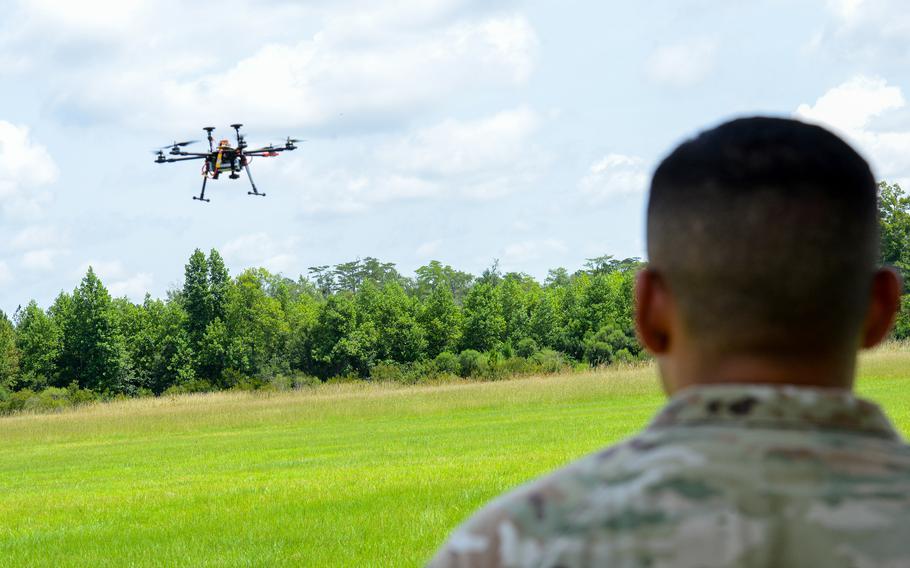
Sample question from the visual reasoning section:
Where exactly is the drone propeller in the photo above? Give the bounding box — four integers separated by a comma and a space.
156, 140, 198, 151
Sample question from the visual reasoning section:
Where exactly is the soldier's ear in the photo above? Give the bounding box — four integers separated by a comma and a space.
635, 268, 673, 354
861, 267, 902, 349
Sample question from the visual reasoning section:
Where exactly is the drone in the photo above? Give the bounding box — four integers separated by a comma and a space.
154, 124, 300, 202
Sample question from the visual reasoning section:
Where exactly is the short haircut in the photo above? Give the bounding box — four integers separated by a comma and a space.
647, 116, 879, 355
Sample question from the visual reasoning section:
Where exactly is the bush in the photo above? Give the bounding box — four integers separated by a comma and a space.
26, 387, 70, 413
66, 381, 98, 406
612, 348, 636, 365
515, 338, 539, 358
163, 378, 214, 396
1, 389, 36, 414
433, 352, 459, 376
498, 356, 534, 377
370, 362, 405, 383
532, 349, 568, 374
268, 375, 294, 391
458, 349, 488, 378
326, 374, 360, 385
290, 372, 321, 389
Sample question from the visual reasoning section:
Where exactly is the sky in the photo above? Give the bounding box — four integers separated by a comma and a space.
1, 0, 910, 312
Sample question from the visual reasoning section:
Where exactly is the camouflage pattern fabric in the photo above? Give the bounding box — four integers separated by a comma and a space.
428, 384, 910, 567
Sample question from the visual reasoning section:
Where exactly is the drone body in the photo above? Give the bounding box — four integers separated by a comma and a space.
154, 124, 300, 202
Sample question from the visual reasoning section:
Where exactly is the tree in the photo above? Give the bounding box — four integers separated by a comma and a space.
460, 283, 505, 352
208, 249, 230, 322
419, 284, 462, 358
879, 181, 910, 283
183, 249, 212, 346
0, 311, 20, 390
58, 268, 126, 393
14, 301, 61, 390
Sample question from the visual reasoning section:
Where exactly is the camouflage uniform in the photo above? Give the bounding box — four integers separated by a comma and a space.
429, 384, 910, 568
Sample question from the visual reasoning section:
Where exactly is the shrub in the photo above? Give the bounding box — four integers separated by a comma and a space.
326, 374, 360, 385
26, 387, 70, 413
532, 349, 568, 374
458, 349, 488, 378
433, 352, 459, 376
268, 375, 294, 391
66, 381, 98, 406
498, 356, 534, 377
612, 348, 636, 365
515, 337, 539, 358
2, 389, 36, 414
290, 372, 321, 389
163, 378, 214, 396
370, 362, 405, 383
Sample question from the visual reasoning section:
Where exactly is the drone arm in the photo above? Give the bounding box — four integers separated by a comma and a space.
163, 156, 207, 163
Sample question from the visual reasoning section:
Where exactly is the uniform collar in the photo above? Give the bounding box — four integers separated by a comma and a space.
647, 384, 900, 440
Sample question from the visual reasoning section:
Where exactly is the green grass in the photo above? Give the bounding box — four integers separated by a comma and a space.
2, 347, 910, 567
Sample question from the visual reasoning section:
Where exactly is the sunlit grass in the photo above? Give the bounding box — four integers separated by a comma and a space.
1, 349, 908, 566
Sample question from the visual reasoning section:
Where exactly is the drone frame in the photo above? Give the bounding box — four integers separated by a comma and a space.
154, 124, 300, 202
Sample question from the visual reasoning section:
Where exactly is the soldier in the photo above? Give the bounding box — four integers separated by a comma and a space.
429, 117, 909, 567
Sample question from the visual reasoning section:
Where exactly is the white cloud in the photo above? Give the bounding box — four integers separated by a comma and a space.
108, 273, 153, 300
22, 248, 65, 271
795, 75, 910, 183
284, 107, 544, 213
579, 154, 649, 201
222, 232, 300, 274
502, 239, 567, 264
380, 107, 540, 177
75, 260, 151, 300
0, 121, 58, 205
0, 261, 10, 286
416, 240, 442, 257
795, 75, 903, 132
53, 8, 538, 133
22, 0, 150, 37
645, 38, 716, 88
10, 225, 63, 250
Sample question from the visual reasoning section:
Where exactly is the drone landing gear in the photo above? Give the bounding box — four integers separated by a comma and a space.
244, 164, 266, 197
194, 175, 211, 203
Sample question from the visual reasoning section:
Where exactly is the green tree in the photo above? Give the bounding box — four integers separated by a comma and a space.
208, 249, 230, 322
0, 311, 20, 390
14, 301, 61, 390
183, 249, 212, 345
58, 268, 126, 393
419, 284, 462, 358
460, 283, 505, 352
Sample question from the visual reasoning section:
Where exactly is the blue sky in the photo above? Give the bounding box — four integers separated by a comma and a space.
1, 0, 909, 312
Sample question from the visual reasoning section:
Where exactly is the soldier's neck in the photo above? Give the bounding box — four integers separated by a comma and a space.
658, 349, 857, 396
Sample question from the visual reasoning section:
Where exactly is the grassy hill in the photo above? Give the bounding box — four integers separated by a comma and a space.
2, 346, 909, 567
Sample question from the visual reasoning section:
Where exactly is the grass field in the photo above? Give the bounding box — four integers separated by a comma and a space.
2, 346, 910, 567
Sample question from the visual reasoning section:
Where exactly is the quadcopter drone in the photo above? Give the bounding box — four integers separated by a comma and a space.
154, 124, 300, 202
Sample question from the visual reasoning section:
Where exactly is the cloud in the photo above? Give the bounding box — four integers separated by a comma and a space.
795, 75, 910, 184
0, 261, 10, 286
0, 122, 58, 210
222, 232, 300, 274
285, 107, 544, 213
579, 154, 649, 202
645, 38, 717, 88
502, 239, 567, 265
46, 5, 538, 133
795, 75, 903, 132
380, 107, 540, 178
416, 240, 442, 258
10, 225, 64, 250
22, 249, 66, 271
77, 260, 152, 300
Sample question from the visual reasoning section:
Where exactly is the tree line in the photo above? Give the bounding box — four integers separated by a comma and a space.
2, 180, 910, 414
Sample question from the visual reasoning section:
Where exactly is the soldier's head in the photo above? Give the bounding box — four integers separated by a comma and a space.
636, 116, 901, 392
